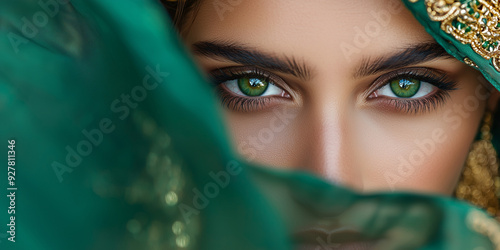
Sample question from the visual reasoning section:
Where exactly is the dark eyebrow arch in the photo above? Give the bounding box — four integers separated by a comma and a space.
354, 42, 454, 78
191, 41, 312, 81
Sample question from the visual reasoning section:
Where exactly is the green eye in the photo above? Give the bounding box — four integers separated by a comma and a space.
390, 78, 421, 98
238, 77, 269, 96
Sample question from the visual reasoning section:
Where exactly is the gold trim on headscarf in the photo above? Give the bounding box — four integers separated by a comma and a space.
408, 0, 500, 71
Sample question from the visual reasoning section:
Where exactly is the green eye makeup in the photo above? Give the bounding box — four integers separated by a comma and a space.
238, 77, 270, 97
390, 78, 421, 98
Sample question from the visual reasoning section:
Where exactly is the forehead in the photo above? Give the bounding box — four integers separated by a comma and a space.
182, 0, 437, 83
184, 0, 433, 49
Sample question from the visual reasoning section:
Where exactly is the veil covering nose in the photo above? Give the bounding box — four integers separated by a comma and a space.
1, 0, 500, 249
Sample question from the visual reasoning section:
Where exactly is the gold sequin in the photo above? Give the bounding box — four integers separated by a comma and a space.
165, 191, 179, 206
125, 110, 199, 249
172, 221, 185, 235
176, 234, 190, 248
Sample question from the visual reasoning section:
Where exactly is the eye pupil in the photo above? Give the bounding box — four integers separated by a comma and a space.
238, 77, 269, 96
249, 78, 264, 87
399, 79, 412, 89
390, 78, 421, 98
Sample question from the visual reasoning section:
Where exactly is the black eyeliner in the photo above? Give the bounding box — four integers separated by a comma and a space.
208, 66, 290, 112
368, 67, 458, 114
370, 67, 458, 93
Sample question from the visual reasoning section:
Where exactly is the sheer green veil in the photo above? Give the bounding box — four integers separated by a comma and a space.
1, 0, 500, 249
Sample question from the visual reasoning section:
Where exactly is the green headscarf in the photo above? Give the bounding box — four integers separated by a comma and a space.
403, 0, 500, 90
402, 0, 500, 151
1, 0, 500, 249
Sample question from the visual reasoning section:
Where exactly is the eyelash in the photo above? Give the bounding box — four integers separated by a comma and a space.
210, 67, 288, 112
209, 67, 458, 114
368, 68, 457, 114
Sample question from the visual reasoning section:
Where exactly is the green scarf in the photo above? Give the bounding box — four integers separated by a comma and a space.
1, 0, 499, 249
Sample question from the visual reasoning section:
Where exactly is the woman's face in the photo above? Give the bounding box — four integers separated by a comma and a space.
181, 0, 498, 195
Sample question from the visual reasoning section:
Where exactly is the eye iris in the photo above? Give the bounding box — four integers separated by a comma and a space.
390, 78, 421, 98
238, 77, 269, 96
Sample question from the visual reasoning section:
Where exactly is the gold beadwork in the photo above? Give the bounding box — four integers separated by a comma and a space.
464, 57, 480, 68
455, 111, 500, 217
409, 0, 500, 71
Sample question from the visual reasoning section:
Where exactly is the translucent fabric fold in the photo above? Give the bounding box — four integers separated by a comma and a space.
1, 0, 500, 249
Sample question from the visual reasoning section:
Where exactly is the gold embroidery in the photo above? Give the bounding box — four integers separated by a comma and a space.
409, 0, 500, 71
455, 111, 500, 217
464, 57, 480, 68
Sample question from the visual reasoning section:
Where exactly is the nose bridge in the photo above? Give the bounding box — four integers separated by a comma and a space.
303, 99, 362, 189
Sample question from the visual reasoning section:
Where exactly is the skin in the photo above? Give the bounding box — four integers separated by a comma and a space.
179, 0, 500, 195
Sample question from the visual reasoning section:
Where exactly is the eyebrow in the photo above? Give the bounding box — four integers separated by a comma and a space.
192, 41, 454, 81
191, 41, 312, 81
354, 42, 454, 78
